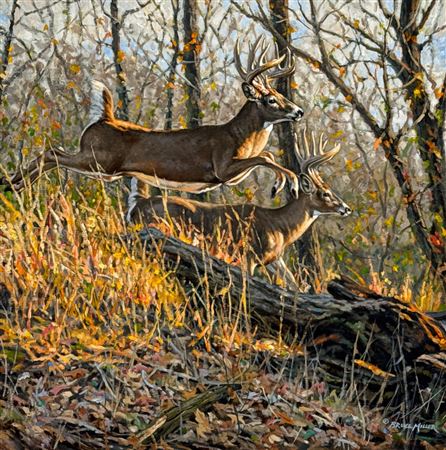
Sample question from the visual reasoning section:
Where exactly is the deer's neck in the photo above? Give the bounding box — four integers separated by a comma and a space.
274, 196, 318, 247
228, 102, 272, 158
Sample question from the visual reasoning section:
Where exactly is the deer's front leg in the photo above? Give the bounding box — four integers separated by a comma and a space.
218, 156, 299, 198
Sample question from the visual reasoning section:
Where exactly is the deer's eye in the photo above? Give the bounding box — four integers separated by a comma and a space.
267, 97, 277, 105
323, 192, 330, 198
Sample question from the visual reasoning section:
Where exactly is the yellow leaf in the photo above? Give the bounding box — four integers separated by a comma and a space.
331, 130, 343, 138
43, 24, 49, 31
210, 81, 217, 90
413, 87, 421, 98
353, 19, 360, 29
290, 81, 299, 89
345, 94, 353, 103
384, 216, 394, 227
69, 64, 81, 74
117, 50, 125, 63
179, 115, 187, 128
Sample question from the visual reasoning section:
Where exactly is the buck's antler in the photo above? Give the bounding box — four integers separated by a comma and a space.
234, 37, 295, 92
294, 128, 340, 175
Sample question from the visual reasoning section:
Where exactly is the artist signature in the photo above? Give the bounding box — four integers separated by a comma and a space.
383, 418, 438, 433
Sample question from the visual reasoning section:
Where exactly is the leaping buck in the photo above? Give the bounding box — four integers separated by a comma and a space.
128, 129, 352, 285
4, 37, 303, 199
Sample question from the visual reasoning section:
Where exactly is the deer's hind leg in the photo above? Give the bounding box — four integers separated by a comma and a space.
8, 150, 60, 191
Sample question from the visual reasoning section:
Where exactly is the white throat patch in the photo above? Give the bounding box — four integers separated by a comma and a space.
263, 122, 274, 132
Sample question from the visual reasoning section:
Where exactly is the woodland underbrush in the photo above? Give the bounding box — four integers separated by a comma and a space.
0, 175, 444, 449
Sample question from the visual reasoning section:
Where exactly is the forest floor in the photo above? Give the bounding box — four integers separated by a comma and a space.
0, 180, 445, 449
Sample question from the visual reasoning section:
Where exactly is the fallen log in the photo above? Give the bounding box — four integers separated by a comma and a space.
138, 228, 446, 418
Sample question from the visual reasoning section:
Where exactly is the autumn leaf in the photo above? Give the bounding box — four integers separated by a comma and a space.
69, 64, 81, 74
345, 94, 353, 103
373, 138, 382, 150
429, 232, 443, 248
434, 88, 444, 99
427, 140, 442, 159
195, 409, 211, 438
339, 67, 346, 77
353, 19, 360, 29
117, 50, 126, 63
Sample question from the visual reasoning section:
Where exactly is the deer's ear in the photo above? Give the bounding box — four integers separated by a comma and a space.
300, 173, 316, 194
242, 82, 261, 102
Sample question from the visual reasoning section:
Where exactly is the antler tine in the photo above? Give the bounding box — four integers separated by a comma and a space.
247, 36, 263, 72
234, 39, 247, 79
267, 47, 296, 80
259, 41, 271, 66
303, 128, 311, 159
320, 133, 328, 153
235, 36, 292, 86
294, 127, 341, 173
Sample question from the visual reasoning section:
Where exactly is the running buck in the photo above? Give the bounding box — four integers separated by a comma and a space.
128, 129, 351, 283
4, 37, 303, 197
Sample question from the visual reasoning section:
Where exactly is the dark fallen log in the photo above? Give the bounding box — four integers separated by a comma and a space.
139, 228, 446, 420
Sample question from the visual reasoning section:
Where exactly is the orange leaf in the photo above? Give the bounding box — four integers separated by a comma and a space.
276, 410, 295, 426
373, 138, 382, 150
434, 88, 444, 99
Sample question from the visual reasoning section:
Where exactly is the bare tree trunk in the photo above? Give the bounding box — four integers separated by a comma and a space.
0, 0, 19, 104
110, 0, 129, 121
269, 0, 323, 291
110, 0, 134, 194
182, 0, 202, 129
165, 0, 180, 131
